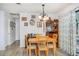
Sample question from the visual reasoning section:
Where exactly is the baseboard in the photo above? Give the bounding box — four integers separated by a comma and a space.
6, 40, 20, 48
20, 43, 25, 48
8, 40, 15, 46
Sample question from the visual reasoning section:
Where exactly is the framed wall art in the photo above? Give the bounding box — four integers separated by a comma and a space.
31, 15, 36, 19
37, 21, 42, 27
24, 22, 28, 26
21, 17, 27, 21
10, 21, 15, 30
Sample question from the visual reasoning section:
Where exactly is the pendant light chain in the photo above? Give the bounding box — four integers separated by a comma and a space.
42, 4, 45, 17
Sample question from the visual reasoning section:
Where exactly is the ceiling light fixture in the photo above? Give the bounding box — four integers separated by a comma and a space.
39, 4, 49, 21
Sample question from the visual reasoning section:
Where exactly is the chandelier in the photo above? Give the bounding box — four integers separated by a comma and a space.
39, 4, 49, 21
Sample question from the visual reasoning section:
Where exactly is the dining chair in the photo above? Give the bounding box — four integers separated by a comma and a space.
52, 34, 57, 42
28, 38, 38, 56
35, 34, 41, 38
37, 39, 48, 56
25, 35, 28, 48
25, 35, 29, 55
47, 34, 57, 55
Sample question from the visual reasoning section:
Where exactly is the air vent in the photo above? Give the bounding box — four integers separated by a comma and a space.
16, 3, 21, 5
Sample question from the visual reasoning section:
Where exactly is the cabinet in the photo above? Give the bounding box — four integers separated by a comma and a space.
46, 18, 59, 47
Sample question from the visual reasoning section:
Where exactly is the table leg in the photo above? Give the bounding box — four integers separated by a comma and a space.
53, 42, 56, 56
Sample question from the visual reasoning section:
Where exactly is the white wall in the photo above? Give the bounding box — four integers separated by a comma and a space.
0, 10, 8, 50
20, 12, 58, 47
20, 13, 43, 47
4, 12, 9, 46
7, 14, 11, 45
15, 17, 20, 40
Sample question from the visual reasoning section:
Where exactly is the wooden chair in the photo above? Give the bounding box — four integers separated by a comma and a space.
28, 38, 38, 56
25, 35, 29, 55
52, 34, 57, 42
25, 35, 27, 48
47, 34, 57, 55
35, 34, 41, 38
37, 39, 48, 56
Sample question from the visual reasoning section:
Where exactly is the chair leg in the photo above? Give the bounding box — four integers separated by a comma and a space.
52, 49, 54, 55
54, 44, 56, 56
27, 48, 28, 55
35, 49, 37, 56
53, 49, 55, 55
29, 49, 31, 56
45, 50, 48, 56
38, 50, 40, 56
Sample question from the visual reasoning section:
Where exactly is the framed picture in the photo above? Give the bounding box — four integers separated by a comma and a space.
31, 15, 36, 19
22, 17, 27, 21
37, 21, 42, 27
24, 22, 28, 26
10, 21, 15, 30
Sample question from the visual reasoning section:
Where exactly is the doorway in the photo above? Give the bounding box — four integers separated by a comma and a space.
8, 13, 20, 46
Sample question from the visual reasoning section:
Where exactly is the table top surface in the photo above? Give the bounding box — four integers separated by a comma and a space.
28, 36, 55, 42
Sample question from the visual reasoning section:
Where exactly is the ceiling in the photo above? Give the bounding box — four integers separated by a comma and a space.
0, 3, 73, 14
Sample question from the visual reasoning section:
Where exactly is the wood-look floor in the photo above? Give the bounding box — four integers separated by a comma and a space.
0, 40, 69, 56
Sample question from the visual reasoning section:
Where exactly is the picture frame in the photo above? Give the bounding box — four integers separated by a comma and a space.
21, 17, 27, 21
31, 15, 36, 19
24, 22, 28, 26
10, 21, 15, 30
37, 21, 42, 27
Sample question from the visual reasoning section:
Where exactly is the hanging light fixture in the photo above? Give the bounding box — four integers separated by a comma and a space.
39, 4, 49, 21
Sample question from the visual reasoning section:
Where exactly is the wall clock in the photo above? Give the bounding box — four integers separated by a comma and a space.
30, 19, 35, 26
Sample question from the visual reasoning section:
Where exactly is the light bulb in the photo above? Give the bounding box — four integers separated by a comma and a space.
44, 16, 49, 20
38, 16, 42, 19
46, 17, 49, 20
43, 17, 46, 20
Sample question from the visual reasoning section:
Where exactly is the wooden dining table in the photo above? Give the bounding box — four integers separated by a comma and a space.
28, 35, 56, 55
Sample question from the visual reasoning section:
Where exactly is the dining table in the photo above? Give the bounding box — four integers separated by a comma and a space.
28, 35, 56, 55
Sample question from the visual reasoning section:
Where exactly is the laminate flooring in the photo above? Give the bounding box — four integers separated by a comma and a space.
0, 40, 69, 56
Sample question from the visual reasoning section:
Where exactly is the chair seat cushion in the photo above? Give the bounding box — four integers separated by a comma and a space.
27, 45, 37, 49
38, 45, 48, 50
47, 44, 54, 48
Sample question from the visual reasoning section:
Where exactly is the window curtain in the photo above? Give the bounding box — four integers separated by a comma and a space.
59, 11, 76, 56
